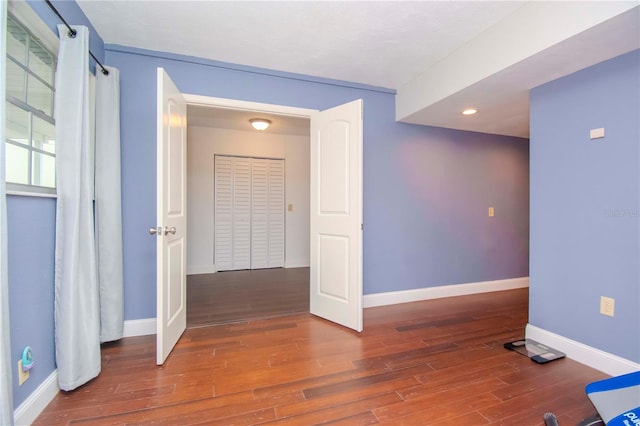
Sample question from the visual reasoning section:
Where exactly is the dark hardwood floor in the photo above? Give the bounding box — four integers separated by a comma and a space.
187, 267, 310, 327
34, 288, 606, 425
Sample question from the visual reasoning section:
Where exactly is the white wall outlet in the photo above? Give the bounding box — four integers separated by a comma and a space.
17, 359, 29, 385
488, 207, 495, 217
600, 296, 615, 317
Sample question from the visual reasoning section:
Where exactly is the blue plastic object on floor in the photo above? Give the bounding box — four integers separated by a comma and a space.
585, 371, 640, 426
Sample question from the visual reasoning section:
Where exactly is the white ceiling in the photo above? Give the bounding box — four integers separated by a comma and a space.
78, 1, 640, 138
187, 105, 310, 136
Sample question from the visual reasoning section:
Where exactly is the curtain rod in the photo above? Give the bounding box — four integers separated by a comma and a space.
44, 0, 109, 75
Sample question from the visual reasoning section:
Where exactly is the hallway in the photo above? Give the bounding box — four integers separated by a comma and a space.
187, 267, 310, 327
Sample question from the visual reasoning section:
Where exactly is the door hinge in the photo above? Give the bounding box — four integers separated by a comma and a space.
361, 223, 363, 231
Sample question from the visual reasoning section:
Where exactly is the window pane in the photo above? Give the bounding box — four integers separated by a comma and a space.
32, 115, 55, 153
6, 102, 30, 146
26, 74, 53, 116
6, 59, 26, 101
6, 144, 30, 185
29, 39, 54, 85
32, 151, 55, 188
6, 16, 27, 65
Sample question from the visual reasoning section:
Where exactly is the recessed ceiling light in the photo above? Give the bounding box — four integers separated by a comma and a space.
462, 108, 478, 116
250, 118, 272, 130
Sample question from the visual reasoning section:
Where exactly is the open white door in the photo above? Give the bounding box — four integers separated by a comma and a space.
155, 68, 187, 364
310, 99, 363, 332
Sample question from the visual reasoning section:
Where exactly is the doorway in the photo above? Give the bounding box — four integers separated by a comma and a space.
185, 100, 312, 327
156, 77, 364, 362
187, 267, 310, 327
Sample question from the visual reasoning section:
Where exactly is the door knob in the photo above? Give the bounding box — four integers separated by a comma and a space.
164, 226, 176, 235
149, 227, 161, 235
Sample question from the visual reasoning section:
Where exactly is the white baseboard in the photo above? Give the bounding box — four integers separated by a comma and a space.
363, 277, 529, 308
187, 265, 217, 275
12, 320, 156, 425
14, 370, 58, 426
526, 324, 640, 376
123, 318, 156, 337
284, 260, 310, 269
187, 262, 310, 274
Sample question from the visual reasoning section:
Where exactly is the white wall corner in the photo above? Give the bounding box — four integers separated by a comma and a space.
363, 277, 529, 308
123, 318, 156, 337
14, 370, 59, 426
525, 324, 640, 377
187, 265, 217, 275
284, 260, 310, 269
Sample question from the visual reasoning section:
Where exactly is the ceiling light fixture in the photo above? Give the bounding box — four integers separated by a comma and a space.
250, 118, 272, 131
462, 108, 478, 116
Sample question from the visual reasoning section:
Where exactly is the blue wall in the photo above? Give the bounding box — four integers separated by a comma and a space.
105, 45, 530, 321
529, 49, 640, 363
7, 196, 56, 409
8, 0, 529, 411
7, 0, 104, 409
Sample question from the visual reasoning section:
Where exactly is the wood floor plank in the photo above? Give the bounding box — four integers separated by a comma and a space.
34, 279, 604, 426
373, 377, 509, 422
263, 393, 402, 425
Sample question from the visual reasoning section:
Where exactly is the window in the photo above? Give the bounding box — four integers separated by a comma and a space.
5, 13, 56, 193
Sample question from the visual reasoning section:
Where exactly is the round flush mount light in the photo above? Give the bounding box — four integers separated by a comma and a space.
462, 108, 478, 116
250, 118, 272, 131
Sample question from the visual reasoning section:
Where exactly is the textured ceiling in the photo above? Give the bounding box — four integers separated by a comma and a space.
77, 1, 639, 137
77, 0, 524, 89
187, 105, 310, 136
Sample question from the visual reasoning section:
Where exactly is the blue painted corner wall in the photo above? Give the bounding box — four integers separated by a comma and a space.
8, 0, 104, 409
104, 45, 530, 321
529, 49, 640, 363
7, 0, 530, 412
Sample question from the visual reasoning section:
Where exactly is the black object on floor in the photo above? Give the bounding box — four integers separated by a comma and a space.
577, 413, 605, 426
504, 339, 566, 363
544, 412, 559, 426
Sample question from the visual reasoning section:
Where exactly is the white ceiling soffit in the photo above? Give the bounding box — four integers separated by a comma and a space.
187, 105, 310, 137
397, 2, 640, 138
78, 1, 639, 138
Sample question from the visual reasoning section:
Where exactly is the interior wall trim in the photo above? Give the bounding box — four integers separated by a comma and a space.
187, 265, 217, 275
14, 370, 58, 426
122, 318, 156, 338
363, 277, 529, 308
15, 319, 157, 424
526, 324, 640, 377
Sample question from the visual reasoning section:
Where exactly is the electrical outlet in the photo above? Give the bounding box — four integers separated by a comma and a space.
488, 207, 494, 217
600, 296, 615, 317
17, 360, 29, 386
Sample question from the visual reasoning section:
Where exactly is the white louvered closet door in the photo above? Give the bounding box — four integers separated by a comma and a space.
232, 158, 252, 270
214, 156, 233, 271
267, 160, 285, 268
215, 156, 285, 271
251, 159, 269, 269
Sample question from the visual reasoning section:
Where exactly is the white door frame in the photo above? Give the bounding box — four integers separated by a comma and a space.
184, 94, 317, 121
182, 93, 317, 272
179, 94, 363, 331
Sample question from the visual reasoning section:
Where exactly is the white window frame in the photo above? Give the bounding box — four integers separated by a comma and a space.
6, 0, 59, 197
